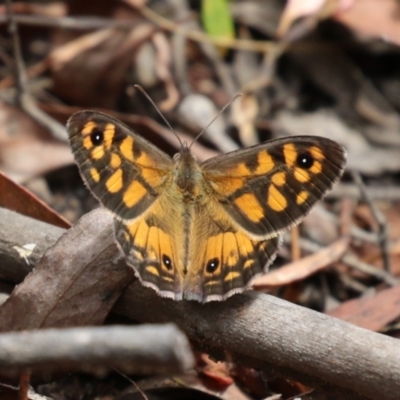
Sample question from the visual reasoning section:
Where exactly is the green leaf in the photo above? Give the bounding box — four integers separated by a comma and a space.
201, 0, 234, 41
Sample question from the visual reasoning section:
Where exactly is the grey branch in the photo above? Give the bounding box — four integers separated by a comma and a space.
0, 207, 400, 399
0, 324, 194, 378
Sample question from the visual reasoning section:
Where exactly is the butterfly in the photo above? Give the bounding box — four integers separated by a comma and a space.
67, 110, 346, 303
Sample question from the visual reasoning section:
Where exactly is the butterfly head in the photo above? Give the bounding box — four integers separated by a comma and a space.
172, 143, 201, 195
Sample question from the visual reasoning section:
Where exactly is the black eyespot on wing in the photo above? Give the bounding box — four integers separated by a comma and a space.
296, 151, 314, 169
206, 258, 219, 273
90, 128, 104, 146
162, 254, 173, 270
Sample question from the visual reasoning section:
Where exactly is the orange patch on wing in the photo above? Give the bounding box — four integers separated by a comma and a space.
296, 190, 309, 205
137, 151, 158, 168
123, 180, 147, 207
82, 121, 97, 135
146, 266, 160, 276
157, 229, 175, 270
244, 259, 254, 269
236, 232, 254, 257
208, 176, 244, 196
127, 221, 140, 238
310, 161, 322, 175
106, 169, 123, 193
228, 163, 251, 177
120, 136, 135, 162
141, 167, 165, 187
83, 135, 93, 150
90, 168, 100, 183
283, 143, 297, 167
132, 220, 149, 249
310, 146, 325, 160
268, 184, 287, 212
271, 172, 286, 186
146, 226, 160, 259
132, 249, 144, 261
255, 150, 274, 174
91, 146, 105, 160
224, 271, 240, 281
110, 153, 121, 168
223, 232, 238, 266
234, 193, 264, 223
294, 168, 310, 183
103, 123, 115, 149
203, 234, 223, 275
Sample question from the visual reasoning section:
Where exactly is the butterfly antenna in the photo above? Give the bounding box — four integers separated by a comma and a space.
133, 84, 183, 148
189, 93, 242, 149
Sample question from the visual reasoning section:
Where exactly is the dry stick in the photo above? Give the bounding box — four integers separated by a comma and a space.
0, 14, 141, 30
0, 5, 274, 53
0, 208, 400, 399
0, 325, 194, 379
4, 0, 66, 142
329, 182, 400, 201
18, 373, 29, 400
351, 171, 391, 272
116, 283, 400, 400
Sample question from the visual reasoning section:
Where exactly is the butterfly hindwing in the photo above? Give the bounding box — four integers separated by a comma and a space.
184, 211, 281, 301
67, 111, 173, 220
202, 136, 346, 239
115, 213, 184, 300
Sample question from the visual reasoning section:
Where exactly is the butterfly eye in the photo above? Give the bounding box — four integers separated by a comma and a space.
296, 151, 314, 169
162, 254, 173, 270
206, 258, 219, 273
90, 128, 104, 146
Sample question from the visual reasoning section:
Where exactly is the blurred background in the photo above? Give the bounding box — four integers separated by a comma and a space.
0, 0, 400, 399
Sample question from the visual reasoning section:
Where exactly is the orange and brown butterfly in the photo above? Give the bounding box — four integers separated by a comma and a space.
67, 111, 346, 303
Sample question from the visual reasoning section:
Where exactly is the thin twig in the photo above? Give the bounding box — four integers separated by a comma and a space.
5, 0, 27, 103
351, 171, 391, 272
4, 0, 66, 141
133, 2, 276, 53
114, 368, 149, 400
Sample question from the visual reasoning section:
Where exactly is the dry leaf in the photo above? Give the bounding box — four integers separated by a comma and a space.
327, 285, 400, 330
0, 171, 70, 229
0, 103, 73, 183
254, 236, 349, 289
0, 209, 134, 332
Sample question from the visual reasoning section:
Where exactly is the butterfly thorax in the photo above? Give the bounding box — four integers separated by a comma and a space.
172, 147, 203, 202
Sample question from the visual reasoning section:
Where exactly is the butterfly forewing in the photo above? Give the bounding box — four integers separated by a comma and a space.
67, 111, 173, 221
202, 136, 346, 239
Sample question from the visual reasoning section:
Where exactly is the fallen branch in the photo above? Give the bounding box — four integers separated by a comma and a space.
0, 207, 399, 399
0, 324, 194, 379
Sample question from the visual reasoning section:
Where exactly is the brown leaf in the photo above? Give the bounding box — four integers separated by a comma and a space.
0, 103, 73, 183
50, 24, 155, 108
0, 171, 70, 229
253, 236, 350, 289
0, 209, 134, 332
327, 284, 400, 330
